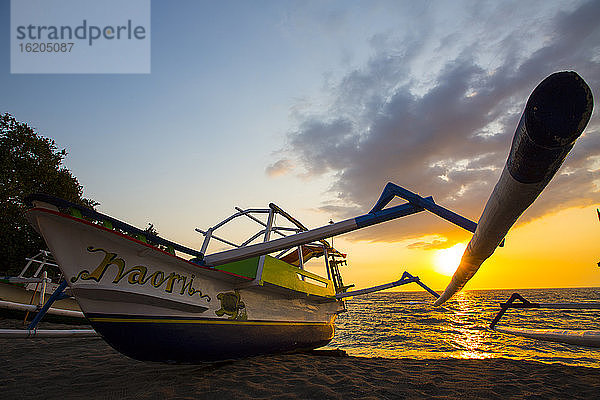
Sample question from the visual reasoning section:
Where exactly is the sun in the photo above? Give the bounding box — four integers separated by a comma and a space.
434, 242, 467, 276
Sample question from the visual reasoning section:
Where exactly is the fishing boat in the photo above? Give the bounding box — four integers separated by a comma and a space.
24, 194, 445, 362
22, 71, 593, 361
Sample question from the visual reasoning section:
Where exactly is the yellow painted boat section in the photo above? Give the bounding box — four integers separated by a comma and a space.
214, 256, 335, 298
261, 256, 335, 297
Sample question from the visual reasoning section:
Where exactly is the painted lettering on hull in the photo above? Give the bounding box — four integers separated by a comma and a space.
71, 247, 211, 301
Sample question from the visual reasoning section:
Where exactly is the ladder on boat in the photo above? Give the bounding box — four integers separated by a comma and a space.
327, 251, 353, 294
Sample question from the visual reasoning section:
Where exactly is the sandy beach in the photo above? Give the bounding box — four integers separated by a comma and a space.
1, 319, 599, 399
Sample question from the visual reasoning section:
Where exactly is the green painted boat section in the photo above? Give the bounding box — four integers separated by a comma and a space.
0, 279, 24, 287
214, 256, 335, 298
214, 257, 259, 279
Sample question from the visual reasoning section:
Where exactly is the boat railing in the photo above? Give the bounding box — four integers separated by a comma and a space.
1, 250, 60, 285
202, 184, 479, 268
196, 203, 334, 262
196, 203, 349, 290
0, 251, 65, 306
25, 193, 204, 260
20, 250, 57, 276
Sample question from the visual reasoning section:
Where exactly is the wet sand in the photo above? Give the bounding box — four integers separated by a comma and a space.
1, 318, 599, 399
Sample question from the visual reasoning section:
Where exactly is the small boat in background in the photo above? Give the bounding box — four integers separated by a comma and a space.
489, 293, 600, 348
0, 250, 84, 324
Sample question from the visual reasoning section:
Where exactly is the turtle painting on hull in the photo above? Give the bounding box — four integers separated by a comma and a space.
215, 289, 247, 320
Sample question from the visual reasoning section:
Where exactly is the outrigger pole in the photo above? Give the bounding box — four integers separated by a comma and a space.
434, 72, 594, 305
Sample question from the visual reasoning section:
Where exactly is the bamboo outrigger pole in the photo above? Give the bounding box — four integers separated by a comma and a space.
434, 71, 593, 306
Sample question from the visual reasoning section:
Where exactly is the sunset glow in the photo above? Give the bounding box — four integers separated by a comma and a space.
434, 243, 468, 276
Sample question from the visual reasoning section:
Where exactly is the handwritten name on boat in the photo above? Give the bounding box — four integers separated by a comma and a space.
71, 247, 211, 301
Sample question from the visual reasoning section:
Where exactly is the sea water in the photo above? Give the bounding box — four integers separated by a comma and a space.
325, 288, 600, 368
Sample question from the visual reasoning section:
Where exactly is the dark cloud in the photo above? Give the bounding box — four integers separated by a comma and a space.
278, 0, 600, 248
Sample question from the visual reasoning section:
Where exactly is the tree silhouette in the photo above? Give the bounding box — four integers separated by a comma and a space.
0, 113, 96, 275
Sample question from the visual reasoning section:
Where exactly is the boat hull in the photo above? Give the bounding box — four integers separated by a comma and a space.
26, 206, 341, 362
86, 313, 334, 362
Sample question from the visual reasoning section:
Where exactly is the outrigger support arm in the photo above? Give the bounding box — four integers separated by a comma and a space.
370, 183, 477, 233
335, 271, 439, 300
27, 279, 69, 330
489, 292, 600, 329
203, 186, 477, 267
489, 293, 534, 329
488, 292, 600, 348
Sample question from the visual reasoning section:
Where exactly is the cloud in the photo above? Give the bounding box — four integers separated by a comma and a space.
265, 159, 294, 177
282, 0, 600, 247
407, 238, 450, 250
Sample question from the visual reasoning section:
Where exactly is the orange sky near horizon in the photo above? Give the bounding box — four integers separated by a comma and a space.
333, 205, 599, 292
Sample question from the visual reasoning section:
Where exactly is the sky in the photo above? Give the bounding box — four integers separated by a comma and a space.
2, 0, 599, 291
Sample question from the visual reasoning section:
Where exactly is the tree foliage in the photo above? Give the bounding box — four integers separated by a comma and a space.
0, 113, 96, 276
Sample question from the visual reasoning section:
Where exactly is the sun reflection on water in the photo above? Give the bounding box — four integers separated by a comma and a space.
326, 288, 600, 368
447, 291, 494, 360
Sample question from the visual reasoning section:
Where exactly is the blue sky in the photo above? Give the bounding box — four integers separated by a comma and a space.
2, 0, 599, 289
1, 1, 438, 234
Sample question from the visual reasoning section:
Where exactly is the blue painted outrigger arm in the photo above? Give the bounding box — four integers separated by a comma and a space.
27, 279, 69, 330
335, 271, 439, 300
370, 182, 477, 233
